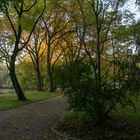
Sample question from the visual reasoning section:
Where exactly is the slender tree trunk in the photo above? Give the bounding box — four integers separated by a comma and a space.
48, 72, 55, 92
47, 62, 55, 92
36, 65, 44, 91
29, 51, 44, 91
95, 16, 103, 123
47, 44, 55, 92
9, 55, 27, 101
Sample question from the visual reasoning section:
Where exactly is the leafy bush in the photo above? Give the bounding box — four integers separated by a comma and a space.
55, 58, 139, 123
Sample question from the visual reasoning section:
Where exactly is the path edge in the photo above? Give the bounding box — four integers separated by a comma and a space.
51, 122, 81, 140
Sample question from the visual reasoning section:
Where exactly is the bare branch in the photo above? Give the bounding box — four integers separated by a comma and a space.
19, 0, 46, 51
23, 0, 37, 12
3, 1, 18, 38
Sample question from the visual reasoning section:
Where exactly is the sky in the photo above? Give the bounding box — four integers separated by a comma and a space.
124, 0, 140, 20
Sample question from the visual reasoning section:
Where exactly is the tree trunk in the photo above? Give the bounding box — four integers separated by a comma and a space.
9, 55, 27, 101
47, 64, 55, 92
47, 42, 55, 92
49, 76, 55, 92
36, 66, 44, 91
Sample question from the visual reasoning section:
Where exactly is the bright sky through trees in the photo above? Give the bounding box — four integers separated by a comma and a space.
125, 0, 140, 20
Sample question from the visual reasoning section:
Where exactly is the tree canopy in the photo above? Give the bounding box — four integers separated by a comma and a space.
0, 0, 139, 123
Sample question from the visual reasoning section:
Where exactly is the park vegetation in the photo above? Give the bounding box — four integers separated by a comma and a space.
0, 0, 140, 139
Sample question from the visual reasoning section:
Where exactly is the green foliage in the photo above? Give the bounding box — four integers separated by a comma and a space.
16, 60, 47, 90
54, 0, 139, 124
55, 57, 139, 122
111, 95, 140, 126
16, 61, 37, 90
54, 60, 91, 90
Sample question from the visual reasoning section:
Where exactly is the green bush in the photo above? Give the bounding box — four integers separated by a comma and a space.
55, 58, 139, 123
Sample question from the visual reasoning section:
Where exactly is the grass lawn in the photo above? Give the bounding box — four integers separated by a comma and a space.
0, 91, 61, 111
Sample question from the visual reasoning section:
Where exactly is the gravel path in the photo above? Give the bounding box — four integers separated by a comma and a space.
0, 96, 68, 140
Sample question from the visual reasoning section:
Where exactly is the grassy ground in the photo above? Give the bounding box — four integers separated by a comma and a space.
114, 96, 140, 126
0, 91, 61, 111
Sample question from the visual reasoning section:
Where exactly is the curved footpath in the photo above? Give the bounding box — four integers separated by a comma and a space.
0, 96, 67, 140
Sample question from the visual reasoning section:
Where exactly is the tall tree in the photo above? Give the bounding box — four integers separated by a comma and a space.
41, 1, 73, 92
26, 30, 46, 91
66, 0, 131, 123
0, 0, 46, 100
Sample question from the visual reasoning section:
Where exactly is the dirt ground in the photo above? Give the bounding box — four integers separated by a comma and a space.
0, 96, 67, 140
